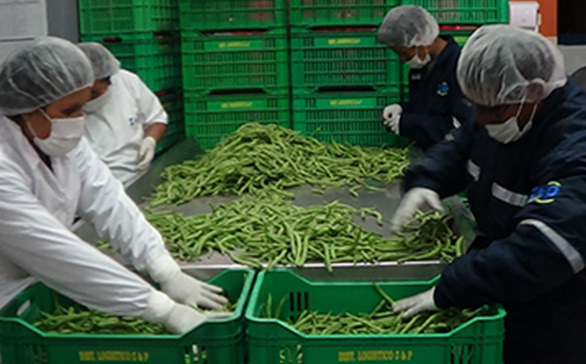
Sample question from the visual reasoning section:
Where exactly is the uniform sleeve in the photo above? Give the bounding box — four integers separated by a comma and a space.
129, 73, 168, 128
0, 161, 153, 316
404, 121, 475, 197
399, 112, 454, 150
435, 175, 586, 308
400, 60, 476, 150
74, 138, 170, 271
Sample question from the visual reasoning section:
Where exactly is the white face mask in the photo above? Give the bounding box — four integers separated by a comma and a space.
26, 109, 85, 157
82, 89, 111, 113
406, 48, 431, 69
485, 102, 538, 144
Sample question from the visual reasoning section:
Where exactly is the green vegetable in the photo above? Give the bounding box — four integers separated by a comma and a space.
145, 194, 463, 268
263, 284, 487, 335
150, 123, 410, 206
34, 296, 235, 335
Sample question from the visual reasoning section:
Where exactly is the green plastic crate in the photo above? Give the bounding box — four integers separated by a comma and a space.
0, 269, 254, 364
79, 0, 179, 35
289, 0, 400, 27
82, 34, 182, 93
441, 27, 476, 45
292, 89, 411, 146
291, 28, 401, 91
179, 0, 286, 31
246, 270, 505, 364
401, 0, 509, 24
184, 91, 290, 150
181, 29, 289, 93
157, 90, 185, 152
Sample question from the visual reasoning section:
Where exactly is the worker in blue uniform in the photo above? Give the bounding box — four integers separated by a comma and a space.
390, 25, 585, 364
377, 6, 475, 151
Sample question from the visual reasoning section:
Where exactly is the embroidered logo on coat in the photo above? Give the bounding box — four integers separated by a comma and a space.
437, 82, 449, 97
528, 181, 562, 204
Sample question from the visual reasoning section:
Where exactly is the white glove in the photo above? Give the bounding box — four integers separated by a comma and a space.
382, 104, 403, 120
137, 136, 156, 170
141, 290, 207, 334
390, 187, 444, 232
147, 254, 228, 309
392, 287, 438, 319
382, 104, 403, 134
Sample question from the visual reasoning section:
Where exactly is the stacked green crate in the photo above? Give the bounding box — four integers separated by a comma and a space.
156, 89, 185, 152
81, 34, 182, 93
293, 89, 409, 147
181, 29, 289, 94
79, 0, 179, 35
179, 0, 289, 150
79, 0, 182, 92
290, 1, 405, 146
184, 90, 290, 150
79, 0, 184, 151
401, 0, 509, 25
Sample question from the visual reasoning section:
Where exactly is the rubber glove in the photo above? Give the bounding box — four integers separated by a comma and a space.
382, 104, 403, 134
141, 290, 207, 334
392, 287, 438, 319
147, 254, 228, 309
137, 136, 156, 170
390, 187, 444, 232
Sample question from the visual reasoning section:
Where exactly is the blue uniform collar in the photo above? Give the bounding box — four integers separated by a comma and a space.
529, 80, 572, 130
413, 36, 459, 74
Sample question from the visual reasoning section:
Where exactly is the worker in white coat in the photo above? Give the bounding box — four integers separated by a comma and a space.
78, 42, 167, 186
0, 37, 227, 343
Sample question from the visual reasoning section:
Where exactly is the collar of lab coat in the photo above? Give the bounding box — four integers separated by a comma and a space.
0, 115, 48, 169
0, 115, 73, 172
0, 115, 78, 211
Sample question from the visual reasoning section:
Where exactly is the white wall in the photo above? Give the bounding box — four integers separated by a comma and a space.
0, 0, 48, 64
559, 45, 586, 76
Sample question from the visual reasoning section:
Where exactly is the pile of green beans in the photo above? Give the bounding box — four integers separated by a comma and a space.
34, 298, 235, 335
34, 304, 167, 335
145, 194, 462, 270
263, 285, 486, 335
150, 123, 411, 206
289, 305, 485, 335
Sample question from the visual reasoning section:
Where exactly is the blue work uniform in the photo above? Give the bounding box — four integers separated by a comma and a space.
404, 79, 586, 364
399, 36, 475, 151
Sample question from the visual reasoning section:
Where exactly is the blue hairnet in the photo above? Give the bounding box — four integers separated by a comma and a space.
0, 37, 94, 115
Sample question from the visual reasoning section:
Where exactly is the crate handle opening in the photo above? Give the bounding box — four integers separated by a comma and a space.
16, 298, 32, 317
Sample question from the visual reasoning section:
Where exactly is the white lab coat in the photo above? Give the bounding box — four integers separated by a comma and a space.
84, 70, 168, 186
0, 117, 168, 316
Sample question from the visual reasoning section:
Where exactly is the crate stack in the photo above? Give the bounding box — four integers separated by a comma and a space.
78, 0, 184, 153
289, 0, 408, 147
399, 0, 510, 101
179, 1, 290, 150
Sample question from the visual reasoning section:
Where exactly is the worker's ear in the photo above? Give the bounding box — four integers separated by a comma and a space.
525, 79, 546, 103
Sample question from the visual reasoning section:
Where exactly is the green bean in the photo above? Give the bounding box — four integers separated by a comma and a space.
149, 124, 411, 206
262, 284, 490, 335
35, 295, 235, 335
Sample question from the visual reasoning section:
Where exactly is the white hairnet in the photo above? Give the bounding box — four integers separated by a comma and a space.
78, 42, 121, 79
457, 25, 567, 107
377, 5, 439, 48
0, 37, 94, 116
